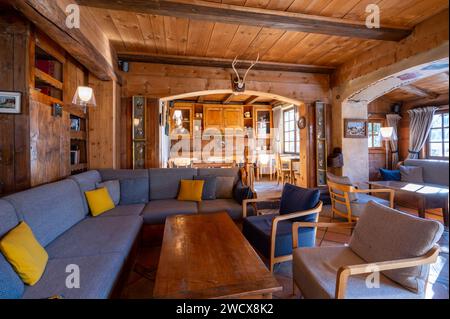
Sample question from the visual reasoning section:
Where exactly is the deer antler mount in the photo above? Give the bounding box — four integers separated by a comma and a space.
231, 54, 259, 93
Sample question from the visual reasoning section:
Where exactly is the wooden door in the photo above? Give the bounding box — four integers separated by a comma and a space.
223, 106, 244, 129
146, 98, 161, 168
204, 106, 223, 130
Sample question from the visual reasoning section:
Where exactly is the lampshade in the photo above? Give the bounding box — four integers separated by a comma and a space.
72, 86, 96, 110
380, 127, 394, 139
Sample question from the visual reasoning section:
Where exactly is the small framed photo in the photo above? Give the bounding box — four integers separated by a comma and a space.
0, 92, 21, 114
344, 119, 368, 138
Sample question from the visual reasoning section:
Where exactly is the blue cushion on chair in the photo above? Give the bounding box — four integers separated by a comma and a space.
379, 168, 401, 181
242, 214, 316, 258
279, 183, 320, 222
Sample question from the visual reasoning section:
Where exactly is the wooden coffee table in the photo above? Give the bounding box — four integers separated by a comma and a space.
369, 180, 449, 227
153, 212, 282, 299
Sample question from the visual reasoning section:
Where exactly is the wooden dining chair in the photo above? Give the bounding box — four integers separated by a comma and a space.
275, 153, 292, 185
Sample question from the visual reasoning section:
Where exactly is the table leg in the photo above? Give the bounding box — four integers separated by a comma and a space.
443, 198, 449, 228
418, 197, 426, 219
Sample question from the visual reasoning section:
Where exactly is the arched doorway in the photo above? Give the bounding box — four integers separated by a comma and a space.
156, 90, 313, 187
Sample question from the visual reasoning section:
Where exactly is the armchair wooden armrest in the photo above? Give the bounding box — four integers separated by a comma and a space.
266, 202, 323, 271
352, 188, 395, 208
242, 197, 281, 218
292, 221, 357, 249
335, 245, 440, 299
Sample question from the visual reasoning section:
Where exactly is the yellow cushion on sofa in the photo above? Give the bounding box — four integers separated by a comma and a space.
177, 180, 204, 202
85, 187, 115, 216
0, 222, 48, 286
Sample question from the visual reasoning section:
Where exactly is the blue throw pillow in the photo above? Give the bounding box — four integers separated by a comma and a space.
379, 168, 401, 181
193, 175, 217, 200
279, 183, 320, 222
233, 180, 253, 204
119, 178, 149, 205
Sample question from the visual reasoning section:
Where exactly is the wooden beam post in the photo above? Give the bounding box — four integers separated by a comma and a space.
10, 0, 117, 81
78, 0, 411, 41
223, 94, 234, 104
245, 96, 260, 105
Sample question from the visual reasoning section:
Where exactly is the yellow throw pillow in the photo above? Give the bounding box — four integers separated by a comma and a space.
0, 222, 48, 286
177, 180, 204, 202
85, 187, 115, 217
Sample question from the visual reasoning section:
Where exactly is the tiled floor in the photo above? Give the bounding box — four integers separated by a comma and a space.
122, 179, 449, 299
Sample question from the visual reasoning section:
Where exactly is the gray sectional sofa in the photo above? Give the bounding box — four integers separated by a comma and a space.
0, 167, 251, 299
403, 159, 449, 187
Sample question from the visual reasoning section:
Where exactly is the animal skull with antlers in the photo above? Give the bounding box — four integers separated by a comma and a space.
231, 54, 260, 93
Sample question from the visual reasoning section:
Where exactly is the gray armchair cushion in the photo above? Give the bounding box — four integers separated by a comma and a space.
326, 172, 358, 201
349, 201, 444, 293
334, 193, 390, 218
4, 180, 86, 247
119, 178, 149, 205
400, 165, 424, 183
293, 246, 422, 299
69, 170, 102, 215
96, 180, 120, 205
46, 216, 142, 259
23, 253, 123, 299
142, 199, 198, 224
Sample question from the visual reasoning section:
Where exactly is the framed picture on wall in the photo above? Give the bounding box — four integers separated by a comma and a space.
344, 119, 368, 138
0, 92, 21, 114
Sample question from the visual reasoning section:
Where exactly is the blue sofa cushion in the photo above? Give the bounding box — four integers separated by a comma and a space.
142, 199, 198, 224
0, 200, 24, 299
379, 168, 401, 181
69, 170, 102, 215
279, 183, 320, 222
149, 168, 197, 200
233, 180, 253, 205
198, 199, 253, 220
119, 178, 149, 205
4, 180, 86, 247
197, 168, 240, 185
23, 253, 124, 299
96, 204, 145, 218
193, 175, 217, 200
242, 214, 316, 258
46, 215, 142, 259
0, 251, 24, 299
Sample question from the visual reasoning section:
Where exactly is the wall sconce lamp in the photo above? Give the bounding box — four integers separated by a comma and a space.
72, 86, 96, 113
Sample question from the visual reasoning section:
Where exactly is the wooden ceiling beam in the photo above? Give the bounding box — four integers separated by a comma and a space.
223, 94, 234, 104
10, 0, 117, 81
77, 0, 411, 41
118, 53, 335, 74
401, 85, 440, 99
245, 96, 260, 105
197, 96, 205, 103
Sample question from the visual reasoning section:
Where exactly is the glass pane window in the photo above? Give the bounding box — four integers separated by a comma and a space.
427, 112, 449, 159
368, 120, 383, 148
283, 108, 300, 154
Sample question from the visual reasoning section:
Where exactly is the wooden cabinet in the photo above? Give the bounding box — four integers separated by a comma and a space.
254, 106, 273, 137
223, 106, 244, 129
204, 105, 244, 131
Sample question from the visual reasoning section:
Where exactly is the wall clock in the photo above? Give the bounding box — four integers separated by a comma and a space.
297, 116, 307, 129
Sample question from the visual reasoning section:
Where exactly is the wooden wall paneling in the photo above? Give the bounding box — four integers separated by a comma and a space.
0, 13, 31, 195
120, 97, 133, 169
88, 75, 119, 169
146, 98, 161, 168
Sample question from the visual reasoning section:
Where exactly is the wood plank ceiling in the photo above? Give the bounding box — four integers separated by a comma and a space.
384, 72, 449, 102
85, 0, 449, 67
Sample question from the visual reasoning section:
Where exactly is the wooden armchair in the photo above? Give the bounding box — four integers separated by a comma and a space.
328, 180, 395, 222
291, 201, 444, 299
243, 196, 322, 272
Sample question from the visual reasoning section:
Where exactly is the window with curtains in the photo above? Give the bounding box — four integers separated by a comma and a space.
368, 120, 383, 148
427, 111, 449, 159
283, 108, 299, 154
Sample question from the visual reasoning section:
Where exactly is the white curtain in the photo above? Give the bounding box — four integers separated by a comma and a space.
407, 106, 438, 159
386, 114, 402, 168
